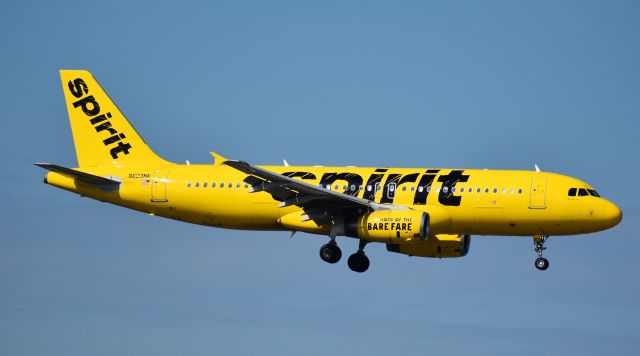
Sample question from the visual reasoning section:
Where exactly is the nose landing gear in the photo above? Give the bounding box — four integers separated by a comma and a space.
534, 235, 549, 271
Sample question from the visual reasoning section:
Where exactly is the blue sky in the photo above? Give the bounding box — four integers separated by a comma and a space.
1, 1, 639, 355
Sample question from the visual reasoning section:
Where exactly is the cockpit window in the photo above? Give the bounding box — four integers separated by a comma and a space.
578, 188, 589, 197
568, 188, 577, 196
588, 189, 601, 197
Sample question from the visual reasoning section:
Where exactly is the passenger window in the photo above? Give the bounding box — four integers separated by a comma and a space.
228, 183, 232, 188
350, 185, 356, 191
502, 188, 506, 194
245, 184, 249, 188
410, 186, 415, 192
212, 183, 216, 188
402, 186, 406, 192
568, 188, 577, 196
426, 186, 431, 192
588, 189, 601, 197
485, 188, 489, 193
442, 186, 449, 193
418, 186, 423, 192
237, 183, 240, 188
477, 187, 481, 193
436, 187, 440, 193
366, 185, 372, 192
493, 188, 497, 193
187, 182, 191, 188
510, 188, 514, 194
326, 184, 331, 190
468, 187, 473, 193
578, 188, 589, 197
195, 182, 200, 188
203, 182, 208, 188
334, 185, 339, 190
220, 182, 224, 188
518, 188, 523, 194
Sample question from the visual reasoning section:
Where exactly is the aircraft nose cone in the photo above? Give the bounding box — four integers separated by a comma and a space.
603, 200, 623, 228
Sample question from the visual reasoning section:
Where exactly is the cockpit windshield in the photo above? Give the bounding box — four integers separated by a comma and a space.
588, 189, 601, 197
568, 187, 601, 197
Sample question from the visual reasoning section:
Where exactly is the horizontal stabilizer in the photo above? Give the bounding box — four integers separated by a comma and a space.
35, 163, 121, 187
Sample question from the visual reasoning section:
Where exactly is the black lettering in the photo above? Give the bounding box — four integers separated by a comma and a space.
94, 121, 118, 135
90, 112, 112, 125
103, 133, 126, 146
72, 95, 100, 116
367, 223, 372, 230
407, 223, 412, 230
109, 142, 132, 158
319, 172, 363, 196
363, 170, 386, 200
380, 173, 419, 204
437, 170, 470, 206
413, 169, 440, 205
68, 78, 88, 98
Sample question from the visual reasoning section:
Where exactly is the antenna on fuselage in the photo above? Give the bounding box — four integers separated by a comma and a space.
283, 159, 290, 166
534, 164, 541, 172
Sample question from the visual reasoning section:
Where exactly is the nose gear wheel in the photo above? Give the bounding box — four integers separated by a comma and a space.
533, 235, 550, 271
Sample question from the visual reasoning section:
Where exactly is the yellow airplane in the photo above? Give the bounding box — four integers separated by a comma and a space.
37, 70, 623, 273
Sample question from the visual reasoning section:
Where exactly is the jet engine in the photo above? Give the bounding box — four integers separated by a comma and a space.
345, 210, 429, 243
386, 234, 471, 258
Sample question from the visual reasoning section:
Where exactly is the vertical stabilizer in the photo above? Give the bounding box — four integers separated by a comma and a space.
60, 70, 168, 167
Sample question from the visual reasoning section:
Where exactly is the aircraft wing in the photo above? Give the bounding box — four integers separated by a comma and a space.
223, 160, 407, 224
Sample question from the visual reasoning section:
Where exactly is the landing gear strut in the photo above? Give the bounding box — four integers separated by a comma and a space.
348, 240, 370, 273
319, 240, 342, 264
533, 235, 549, 271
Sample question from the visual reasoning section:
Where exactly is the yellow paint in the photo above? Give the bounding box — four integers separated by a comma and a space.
40, 70, 623, 265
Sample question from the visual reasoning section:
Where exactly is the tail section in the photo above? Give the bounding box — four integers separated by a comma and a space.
60, 70, 168, 167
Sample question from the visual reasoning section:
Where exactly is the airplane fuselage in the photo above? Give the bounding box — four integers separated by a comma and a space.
44, 163, 621, 237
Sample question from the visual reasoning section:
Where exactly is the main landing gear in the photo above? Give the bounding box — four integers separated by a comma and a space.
347, 240, 369, 273
318, 239, 370, 273
319, 240, 342, 264
534, 235, 550, 271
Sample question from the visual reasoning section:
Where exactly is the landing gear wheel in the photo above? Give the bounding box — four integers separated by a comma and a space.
535, 257, 549, 271
347, 252, 370, 273
533, 235, 550, 271
319, 242, 342, 264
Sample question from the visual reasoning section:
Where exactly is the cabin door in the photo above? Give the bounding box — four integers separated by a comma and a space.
151, 169, 169, 202
529, 177, 547, 209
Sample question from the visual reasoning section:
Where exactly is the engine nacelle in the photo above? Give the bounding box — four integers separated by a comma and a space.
345, 210, 429, 243
386, 234, 471, 258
